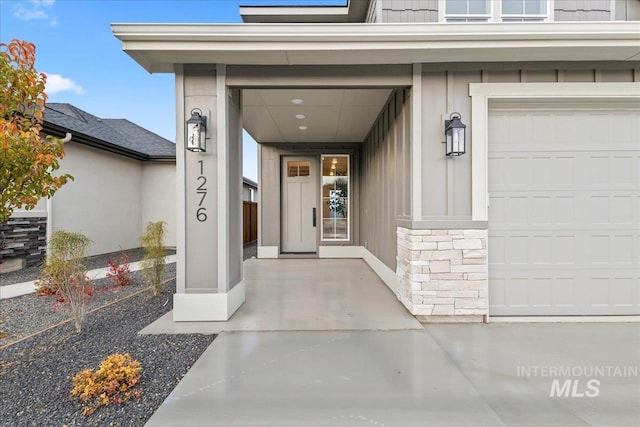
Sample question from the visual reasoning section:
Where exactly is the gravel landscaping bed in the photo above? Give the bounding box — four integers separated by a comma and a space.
243, 242, 257, 260
1, 264, 176, 347
0, 247, 176, 286
0, 272, 215, 426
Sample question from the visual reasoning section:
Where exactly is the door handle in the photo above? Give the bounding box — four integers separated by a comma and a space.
312, 208, 316, 227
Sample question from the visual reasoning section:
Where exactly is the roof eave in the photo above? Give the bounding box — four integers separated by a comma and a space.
111, 22, 640, 73
44, 122, 175, 161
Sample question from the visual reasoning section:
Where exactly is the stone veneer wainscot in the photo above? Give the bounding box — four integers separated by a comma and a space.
396, 227, 488, 321
0, 216, 47, 267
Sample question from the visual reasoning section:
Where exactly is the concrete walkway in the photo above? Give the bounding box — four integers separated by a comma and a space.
144, 259, 640, 426
141, 259, 422, 333
0, 255, 177, 300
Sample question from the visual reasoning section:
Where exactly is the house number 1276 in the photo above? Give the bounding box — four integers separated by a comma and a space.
196, 160, 207, 222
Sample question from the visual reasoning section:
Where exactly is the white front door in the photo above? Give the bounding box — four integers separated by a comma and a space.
281, 156, 318, 253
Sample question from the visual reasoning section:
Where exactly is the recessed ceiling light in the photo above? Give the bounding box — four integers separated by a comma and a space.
295, 114, 306, 120
298, 125, 308, 130
291, 98, 303, 105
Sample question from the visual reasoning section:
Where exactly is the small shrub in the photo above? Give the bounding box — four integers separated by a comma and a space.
106, 254, 131, 287
36, 230, 92, 332
71, 353, 142, 416
139, 221, 166, 296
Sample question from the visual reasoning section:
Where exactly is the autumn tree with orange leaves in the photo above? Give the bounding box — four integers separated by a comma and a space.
0, 39, 72, 222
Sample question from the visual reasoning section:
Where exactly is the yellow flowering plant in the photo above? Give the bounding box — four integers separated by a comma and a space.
71, 353, 142, 416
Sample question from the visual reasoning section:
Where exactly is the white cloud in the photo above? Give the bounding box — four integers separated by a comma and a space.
13, 0, 57, 26
45, 74, 85, 95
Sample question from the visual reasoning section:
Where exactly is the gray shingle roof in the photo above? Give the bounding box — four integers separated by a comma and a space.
44, 103, 176, 159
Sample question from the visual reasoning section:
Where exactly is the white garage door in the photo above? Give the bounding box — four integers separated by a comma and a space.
488, 100, 639, 316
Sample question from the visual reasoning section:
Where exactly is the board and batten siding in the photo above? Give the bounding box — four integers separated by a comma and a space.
418, 64, 639, 220
360, 89, 412, 270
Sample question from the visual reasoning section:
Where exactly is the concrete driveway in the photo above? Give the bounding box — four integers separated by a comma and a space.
144, 260, 640, 426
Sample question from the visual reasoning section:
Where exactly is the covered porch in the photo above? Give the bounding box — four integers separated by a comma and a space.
141, 258, 422, 333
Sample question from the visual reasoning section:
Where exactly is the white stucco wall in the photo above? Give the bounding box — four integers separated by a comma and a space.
51, 142, 143, 256
10, 198, 47, 218
142, 162, 177, 248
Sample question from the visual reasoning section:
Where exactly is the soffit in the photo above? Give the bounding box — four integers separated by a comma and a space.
242, 88, 392, 143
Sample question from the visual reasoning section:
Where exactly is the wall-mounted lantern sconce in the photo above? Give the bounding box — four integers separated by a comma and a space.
444, 112, 466, 157
186, 108, 207, 152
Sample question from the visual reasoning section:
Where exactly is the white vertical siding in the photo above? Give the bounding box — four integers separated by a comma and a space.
360, 90, 411, 270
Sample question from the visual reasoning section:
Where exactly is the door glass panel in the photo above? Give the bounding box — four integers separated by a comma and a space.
321, 155, 349, 241
287, 161, 299, 177
298, 161, 310, 177
288, 160, 311, 177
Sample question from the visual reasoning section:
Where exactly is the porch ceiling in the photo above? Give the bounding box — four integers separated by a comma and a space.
242, 88, 392, 143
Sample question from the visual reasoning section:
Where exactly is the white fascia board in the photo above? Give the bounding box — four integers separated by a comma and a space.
112, 22, 640, 72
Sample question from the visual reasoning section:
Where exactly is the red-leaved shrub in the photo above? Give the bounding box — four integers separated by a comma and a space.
106, 254, 131, 287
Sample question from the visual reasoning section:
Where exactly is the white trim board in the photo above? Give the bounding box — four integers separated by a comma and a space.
173, 281, 245, 321
362, 247, 400, 298
469, 82, 640, 222
318, 246, 363, 258
257, 246, 278, 258
489, 316, 640, 323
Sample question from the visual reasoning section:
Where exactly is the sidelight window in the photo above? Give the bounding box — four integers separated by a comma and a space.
321, 155, 349, 241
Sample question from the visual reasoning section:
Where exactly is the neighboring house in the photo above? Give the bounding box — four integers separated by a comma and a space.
112, 0, 640, 322
242, 177, 258, 202
2, 103, 177, 266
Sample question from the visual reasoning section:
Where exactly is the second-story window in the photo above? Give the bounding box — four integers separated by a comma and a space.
501, 0, 548, 21
445, 0, 491, 22
443, 0, 551, 22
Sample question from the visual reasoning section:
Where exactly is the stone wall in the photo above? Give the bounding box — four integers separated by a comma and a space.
0, 217, 47, 267
396, 226, 488, 321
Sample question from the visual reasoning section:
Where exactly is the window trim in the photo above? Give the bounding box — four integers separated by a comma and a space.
441, 0, 492, 22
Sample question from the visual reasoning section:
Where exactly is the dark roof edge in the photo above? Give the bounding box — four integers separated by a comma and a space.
243, 177, 258, 188
43, 122, 176, 162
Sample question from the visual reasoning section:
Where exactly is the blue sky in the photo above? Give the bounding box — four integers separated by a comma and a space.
0, 0, 345, 181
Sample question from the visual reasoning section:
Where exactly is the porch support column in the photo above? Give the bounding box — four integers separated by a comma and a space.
173, 64, 245, 321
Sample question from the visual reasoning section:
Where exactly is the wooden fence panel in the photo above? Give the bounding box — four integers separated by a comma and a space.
243, 201, 258, 245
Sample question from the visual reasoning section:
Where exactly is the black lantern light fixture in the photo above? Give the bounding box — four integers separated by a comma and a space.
444, 112, 466, 156
186, 108, 207, 152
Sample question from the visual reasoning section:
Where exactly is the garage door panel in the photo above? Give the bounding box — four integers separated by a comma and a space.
489, 107, 640, 316
491, 274, 639, 316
